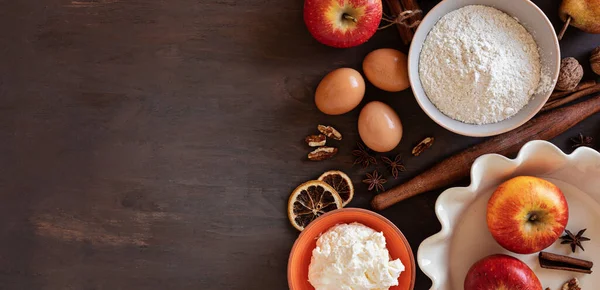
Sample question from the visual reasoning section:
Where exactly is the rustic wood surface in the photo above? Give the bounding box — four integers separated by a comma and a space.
0, 0, 598, 289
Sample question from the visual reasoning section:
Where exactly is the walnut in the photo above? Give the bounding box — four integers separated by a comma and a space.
591, 47, 600, 76
555, 57, 583, 91
562, 278, 581, 290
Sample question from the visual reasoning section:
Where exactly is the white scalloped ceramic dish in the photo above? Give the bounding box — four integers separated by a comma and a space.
417, 140, 600, 289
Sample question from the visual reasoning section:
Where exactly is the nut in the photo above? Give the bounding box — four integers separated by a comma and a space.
317, 125, 342, 140
555, 57, 584, 91
305, 134, 326, 147
562, 278, 581, 290
591, 47, 600, 76
307, 147, 338, 161
412, 137, 434, 156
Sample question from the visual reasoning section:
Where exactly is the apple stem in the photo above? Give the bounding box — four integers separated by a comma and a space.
558, 16, 571, 41
343, 13, 358, 23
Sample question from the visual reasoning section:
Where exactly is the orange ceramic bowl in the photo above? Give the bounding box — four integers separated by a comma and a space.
288, 208, 416, 290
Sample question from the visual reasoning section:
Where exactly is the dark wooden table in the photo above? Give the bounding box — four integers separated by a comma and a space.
0, 0, 598, 289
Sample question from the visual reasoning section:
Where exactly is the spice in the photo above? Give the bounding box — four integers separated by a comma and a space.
412, 137, 434, 156
353, 142, 377, 168
308, 147, 338, 161
305, 134, 327, 147
538, 251, 593, 274
549, 80, 596, 101
381, 155, 406, 179
363, 170, 387, 192
383, 0, 422, 45
560, 229, 591, 252
317, 125, 342, 141
591, 46, 600, 76
542, 83, 600, 112
570, 133, 594, 148
399, 0, 422, 30
379, 10, 422, 31
556, 57, 584, 91
562, 278, 581, 290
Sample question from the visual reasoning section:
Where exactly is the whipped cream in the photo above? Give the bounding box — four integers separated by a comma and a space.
308, 223, 404, 290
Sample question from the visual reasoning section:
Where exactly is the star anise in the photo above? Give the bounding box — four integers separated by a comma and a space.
353, 142, 377, 168
362, 170, 387, 192
560, 229, 591, 253
570, 133, 593, 148
381, 154, 406, 179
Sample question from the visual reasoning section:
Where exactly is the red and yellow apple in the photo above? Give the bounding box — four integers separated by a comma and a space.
487, 176, 569, 254
464, 254, 542, 290
304, 0, 382, 48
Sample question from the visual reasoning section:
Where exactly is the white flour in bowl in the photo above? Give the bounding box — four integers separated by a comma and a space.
419, 5, 543, 125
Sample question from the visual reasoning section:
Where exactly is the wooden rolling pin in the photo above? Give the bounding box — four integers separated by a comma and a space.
371, 95, 600, 210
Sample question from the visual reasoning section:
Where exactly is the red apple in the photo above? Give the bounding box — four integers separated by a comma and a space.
304, 0, 382, 48
464, 254, 542, 290
487, 176, 569, 254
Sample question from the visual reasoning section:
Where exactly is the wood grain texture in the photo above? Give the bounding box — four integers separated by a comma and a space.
0, 0, 598, 289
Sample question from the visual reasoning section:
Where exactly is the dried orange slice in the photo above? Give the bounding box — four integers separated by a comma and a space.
288, 180, 343, 231
318, 170, 354, 207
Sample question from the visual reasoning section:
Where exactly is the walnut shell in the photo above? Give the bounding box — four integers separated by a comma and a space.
555, 57, 584, 91
591, 47, 600, 76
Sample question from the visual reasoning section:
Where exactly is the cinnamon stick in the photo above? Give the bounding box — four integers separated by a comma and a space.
549, 80, 596, 101
371, 94, 600, 210
542, 83, 600, 112
384, 0, 413, 45
539, 251, 593, 274
399, 0, 422, 32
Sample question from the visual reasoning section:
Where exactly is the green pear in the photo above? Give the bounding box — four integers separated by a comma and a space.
558, 0, 600, 39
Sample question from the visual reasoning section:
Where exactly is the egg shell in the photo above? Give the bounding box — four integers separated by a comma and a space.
358, 101, 403, 152
315, 68, 365, 115
363, 48, 410, 92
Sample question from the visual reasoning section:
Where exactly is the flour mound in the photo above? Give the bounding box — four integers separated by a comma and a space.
419, 5, 541, 125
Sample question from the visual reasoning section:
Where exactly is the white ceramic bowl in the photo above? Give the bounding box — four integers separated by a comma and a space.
408, 0, 560, 137
417, 141, 600, 289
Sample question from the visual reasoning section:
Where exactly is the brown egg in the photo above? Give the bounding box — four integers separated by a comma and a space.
358, 101, 403, 152
315, 68, 365, 115
362, 48, 410, 92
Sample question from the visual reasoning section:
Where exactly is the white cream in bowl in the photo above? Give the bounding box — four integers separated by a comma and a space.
308, 223, 404, 290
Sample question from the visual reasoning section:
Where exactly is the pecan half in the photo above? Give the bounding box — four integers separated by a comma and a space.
412, 137, 434, 156
562, 278, 581, 290
308, 147, 338, 161
305, 134, 327, 147
318, 125, 342, 141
